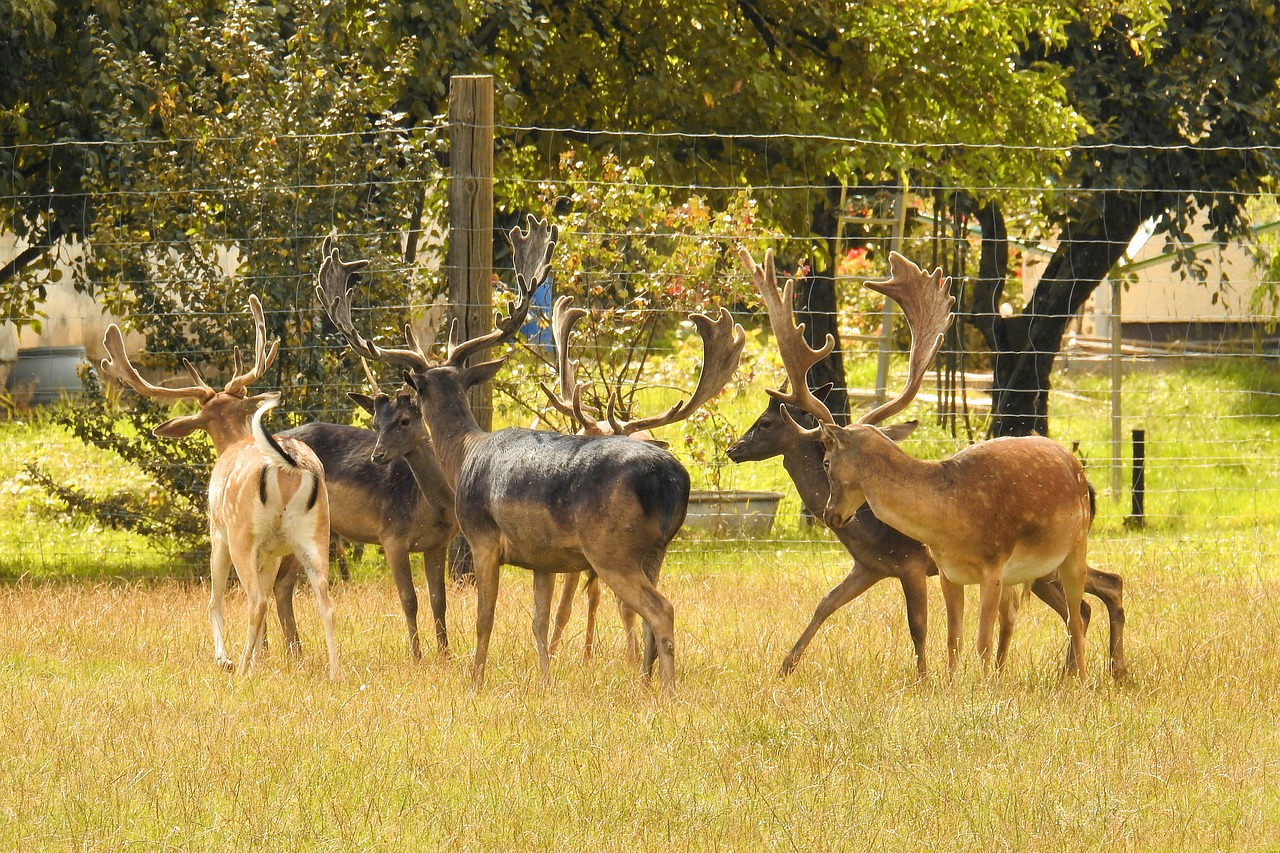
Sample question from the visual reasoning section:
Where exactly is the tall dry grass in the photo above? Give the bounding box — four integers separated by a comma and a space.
2, 530, 1279, 849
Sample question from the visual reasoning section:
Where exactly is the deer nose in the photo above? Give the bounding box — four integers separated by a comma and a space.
822, 507, 850, 529
725, 440, 745, 462
370, 449, 387, 465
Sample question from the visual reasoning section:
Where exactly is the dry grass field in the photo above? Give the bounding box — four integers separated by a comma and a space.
3, 530, 1279, 850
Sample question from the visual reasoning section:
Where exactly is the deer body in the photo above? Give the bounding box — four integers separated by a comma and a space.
273, 418, 456, 659
99, 297, 339, 679
314, 218, 724, 690
406, 366, 689, 687
741, 246, 1100, 679
205, 406, 337, 678
728, 395, 1126, 678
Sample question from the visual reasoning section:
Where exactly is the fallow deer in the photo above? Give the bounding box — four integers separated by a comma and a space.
741, 247, 1096, 678
98, 297, 339, 679
316, 217, 744, 690
727, 386, 1127, 679
272, 387, 456, 660
538, 293, 746, 662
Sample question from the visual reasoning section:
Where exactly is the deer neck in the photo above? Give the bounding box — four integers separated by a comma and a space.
781, 438, 832, 518
399, 440, 455, 507
415, 387, 485, 490
850, 434, 950, 541
205, 420, 252, 457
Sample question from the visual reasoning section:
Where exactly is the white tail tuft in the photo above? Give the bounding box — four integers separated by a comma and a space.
251, 393, 299, 469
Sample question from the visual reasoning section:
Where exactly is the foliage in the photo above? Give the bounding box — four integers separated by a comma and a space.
52, 369, 209, 560
496, 151, 770, 441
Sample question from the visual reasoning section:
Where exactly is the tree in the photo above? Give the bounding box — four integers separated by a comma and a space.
495, 0, 1153, 420
972, 2, 1280, 436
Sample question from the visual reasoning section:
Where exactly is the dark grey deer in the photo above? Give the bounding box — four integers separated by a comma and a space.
315, 217, 743, 690
727, 388, 1128, 679
272, 384, 456, 660
537, 293, 746, 662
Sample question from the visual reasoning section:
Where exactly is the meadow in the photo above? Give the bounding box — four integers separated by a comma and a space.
2, 356, 1280, 848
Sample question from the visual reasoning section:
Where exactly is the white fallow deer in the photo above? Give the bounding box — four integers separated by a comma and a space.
98, 297, 339, 679
537, 293, 746, 662
316, 216, 744, 690
741, 247, 1095, 679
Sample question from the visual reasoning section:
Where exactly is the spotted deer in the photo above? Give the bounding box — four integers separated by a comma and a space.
726, 384, 1126, 679
98, 297, 339, 679
741, 247, 1099, 678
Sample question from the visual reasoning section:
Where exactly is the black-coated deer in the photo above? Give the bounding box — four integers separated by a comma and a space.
316, 217, 744, 690
538, 294, 746, 662
727, 386, 1127, 679
273, 385, 456, 660
742, 247, 1103, 679
98, 297, 339, 679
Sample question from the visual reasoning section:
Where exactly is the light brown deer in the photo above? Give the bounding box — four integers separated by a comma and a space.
538, 294, 746, 662
741, 247, 1094, 678
99, 297, 339, 679
316, 217, 743, 690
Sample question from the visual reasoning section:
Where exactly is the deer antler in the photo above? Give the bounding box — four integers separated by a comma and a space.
223, 295, 280, 397
99, 325, 217, 404
446, 215, 559, 368
738, 247, 836, 435
314, 236, 432, 372
605, 307, 746, 437
857, 251, 954, 425
538, 295, 605, 431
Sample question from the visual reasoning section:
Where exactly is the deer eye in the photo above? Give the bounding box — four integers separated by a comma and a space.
822, 458, 830, 471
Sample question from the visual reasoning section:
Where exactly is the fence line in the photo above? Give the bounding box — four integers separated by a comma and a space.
2, 127, 1279, 577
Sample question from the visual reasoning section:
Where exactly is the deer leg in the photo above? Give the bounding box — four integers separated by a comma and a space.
295, 537, 340, 681
592, 562, 676, 690
1084, 566, 1127, 681
1030, 576, 1093, 674
208, 537, 235, 671
422, 546, 449, 658
995, 585, 1021, 670
975, 575, 1003, 674
938, 573, 965, 675
585, 572, 604, 662
900, 566, 930, 678
613, 589, 639, 664
549, 571, 581, 657
531, 572, 555, 685
273, 556, 303, 655
333, 536, 351, 582
234, 543, 268, 677
384, 539, 422, 660
470, 540, 502, 690
1058, 548, 1089, 681
779, 562, 880, 676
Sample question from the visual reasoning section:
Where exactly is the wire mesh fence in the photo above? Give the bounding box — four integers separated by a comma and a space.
3, 124, 1279, 579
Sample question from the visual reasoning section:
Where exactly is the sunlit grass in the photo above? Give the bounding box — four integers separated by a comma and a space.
2, 527, 1279, 848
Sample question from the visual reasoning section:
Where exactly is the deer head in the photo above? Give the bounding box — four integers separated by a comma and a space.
98, 295, 282, 455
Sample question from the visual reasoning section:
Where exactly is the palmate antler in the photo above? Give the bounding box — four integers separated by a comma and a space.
738, 247, 837, 432
857, 252, 954, 426
539, 295, 746, 438
99, 294, 280, 402
739, 247, 953, 435
317, 217, 559, 376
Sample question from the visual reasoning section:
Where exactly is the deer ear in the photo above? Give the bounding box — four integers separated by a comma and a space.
880, 420, 919, 442
461, 357, 507, 388
348, 392, 376, 415
154, 413, 205, 439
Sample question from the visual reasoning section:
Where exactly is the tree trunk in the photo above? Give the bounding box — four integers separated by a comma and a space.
795, 267, 850, 425
982, 196, 1148, 437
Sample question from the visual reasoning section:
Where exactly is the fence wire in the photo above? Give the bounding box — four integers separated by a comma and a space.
2, 126, 1279, 579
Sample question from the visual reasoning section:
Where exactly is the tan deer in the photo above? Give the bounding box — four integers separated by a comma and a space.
741, 247, 1093, 678
538, 294, 746, 662
316, 217, 743, 690
99, 297, 339, 679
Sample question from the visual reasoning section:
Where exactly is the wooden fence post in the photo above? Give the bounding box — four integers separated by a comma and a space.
447, 74, 495, 429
